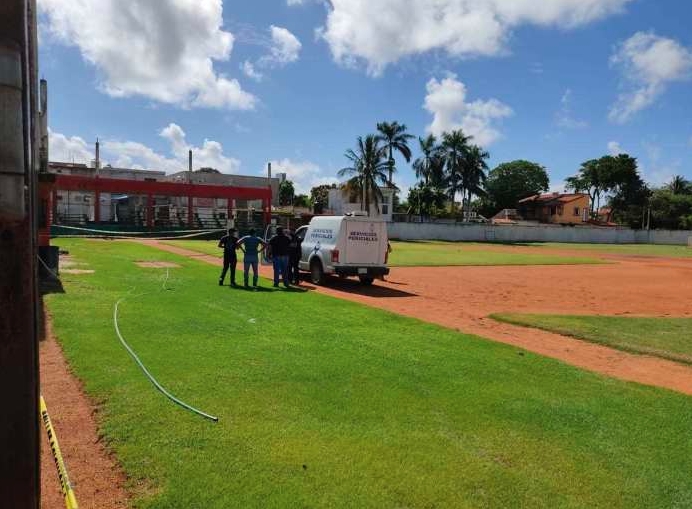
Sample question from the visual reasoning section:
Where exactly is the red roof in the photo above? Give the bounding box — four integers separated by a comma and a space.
518, 193, 587, 205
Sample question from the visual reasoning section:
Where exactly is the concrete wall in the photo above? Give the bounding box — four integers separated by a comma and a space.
388, 222, 692, 245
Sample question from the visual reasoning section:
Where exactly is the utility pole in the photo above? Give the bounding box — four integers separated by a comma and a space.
188, 149, 192, 184
0, 0, 41, 506
95, 138, 100, 175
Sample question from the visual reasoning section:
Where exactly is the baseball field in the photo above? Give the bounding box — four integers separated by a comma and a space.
41, 238, 692, 508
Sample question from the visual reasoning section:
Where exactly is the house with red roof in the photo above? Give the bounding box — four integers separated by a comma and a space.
517, 193, 590, 225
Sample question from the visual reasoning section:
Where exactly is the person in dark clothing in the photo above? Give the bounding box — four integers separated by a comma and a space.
287, 229, 302, 285
218, 228, 240, 286
268, 226, 291, 288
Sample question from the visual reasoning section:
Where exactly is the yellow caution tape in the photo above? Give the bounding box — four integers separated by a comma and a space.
40, 395, 79, 509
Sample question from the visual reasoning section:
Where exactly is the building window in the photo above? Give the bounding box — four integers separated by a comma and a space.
550, 206, 557, 216
381, 203, 389, 215
574, 207, 580, 216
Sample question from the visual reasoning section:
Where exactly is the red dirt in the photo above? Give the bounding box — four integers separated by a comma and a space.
139, 239, 692, 396
40, 311, 129, 509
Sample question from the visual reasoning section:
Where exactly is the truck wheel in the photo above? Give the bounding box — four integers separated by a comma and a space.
359, 276, 374, 286
310, 259, 325, 285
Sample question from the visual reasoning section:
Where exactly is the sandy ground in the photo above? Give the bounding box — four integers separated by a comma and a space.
40, 312, 129, 509
140, 239, 692, 395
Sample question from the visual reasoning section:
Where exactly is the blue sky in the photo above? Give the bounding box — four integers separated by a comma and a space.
40, 0, 692, 196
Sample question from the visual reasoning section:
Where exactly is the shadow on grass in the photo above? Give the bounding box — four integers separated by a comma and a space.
303, 276, 417, 298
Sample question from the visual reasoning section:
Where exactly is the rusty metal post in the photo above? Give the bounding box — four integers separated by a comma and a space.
0, 0, 40, 506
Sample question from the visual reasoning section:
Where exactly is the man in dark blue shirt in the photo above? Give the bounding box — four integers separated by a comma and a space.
217, 228, 240, 286
268, 226, 291, 288
288, 229, 302, 285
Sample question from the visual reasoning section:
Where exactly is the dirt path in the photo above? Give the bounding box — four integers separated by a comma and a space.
40, 311, 128, 509
139, 239, 692, 396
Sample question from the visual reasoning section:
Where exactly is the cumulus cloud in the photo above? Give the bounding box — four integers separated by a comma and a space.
609, 32, 692, 123
40, 0, 256, 110
241, 61, 264, 82
607, 141, 624, 155
269, 158, 338, 194
266, 26, 302, 65
318, 0, 632, 75
49, 124, 240, 173
48, 129, 93, 163
242, 25, 301, 81
556, 89, 588, 129
423, 74, 512, 146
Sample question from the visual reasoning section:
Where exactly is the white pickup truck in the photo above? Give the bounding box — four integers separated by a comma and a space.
295, 215, 390, 285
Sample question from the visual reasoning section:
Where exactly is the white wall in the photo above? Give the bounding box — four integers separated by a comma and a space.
388, 222, 692, 245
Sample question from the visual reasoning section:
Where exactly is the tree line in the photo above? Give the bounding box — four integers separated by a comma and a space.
274, 122, 691, 230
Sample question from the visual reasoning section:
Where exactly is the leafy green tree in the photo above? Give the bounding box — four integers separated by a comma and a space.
439, 130, 473, 212
375, 121, 414, 186
605, 154, 649, 226
278, 180, 295, 206
484, 160, 550, 214
407, 183, 448, 216
310, 184, 336, 214
649, 189, 692, 229
338, 135, 389, 213
293, 194, 310, 208
565, 158, 609, 215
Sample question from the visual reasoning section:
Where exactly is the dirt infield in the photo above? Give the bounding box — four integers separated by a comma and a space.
40, 312, 128, 509
311, 259, 692, 395
141, 239, 692, 395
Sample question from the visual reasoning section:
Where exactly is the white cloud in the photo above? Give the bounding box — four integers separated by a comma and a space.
48, 129, 93, 163
269, 158, 338, 194
607, 141, 624, 155
49, 124, 240, 173
266, 26, 302, 65
242, 25, 302, 80
556, 89, 588, 129
609, 32, 692, 123
639, 141, 680, 186
241, 61, 264, 82
40, 0, 256, 110
423, 73, 512, 146
318, 0, 632, 75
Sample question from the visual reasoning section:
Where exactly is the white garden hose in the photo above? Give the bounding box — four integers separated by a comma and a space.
113, 269, 219, 422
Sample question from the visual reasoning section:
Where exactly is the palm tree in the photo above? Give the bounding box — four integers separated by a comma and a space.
667, 175, 690, 195
412, 134, 444, 187
375, 121, 414, 186
439, 130, 473, 213
338, 135, 389, 213
459, 145, 489, 221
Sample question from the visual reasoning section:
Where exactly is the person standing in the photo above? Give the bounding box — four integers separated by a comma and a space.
237, 228, 266, 288
218, 228, 240, 286
288, 229, 302, 285
268, 226, 291, 288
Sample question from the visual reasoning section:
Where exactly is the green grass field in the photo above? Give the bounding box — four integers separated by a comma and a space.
524, 242, 692, 258
491, 314, 692, 364
162, 239, 602, 267
45, 239, 692, 508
